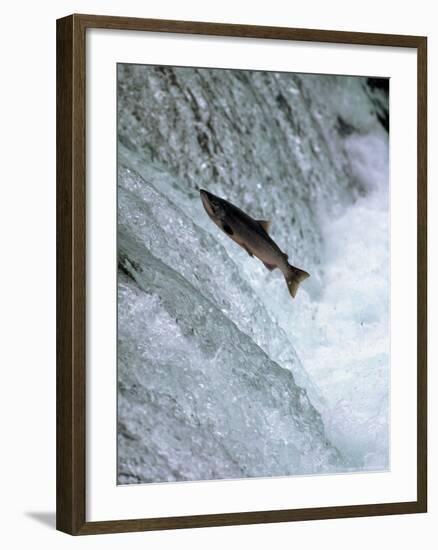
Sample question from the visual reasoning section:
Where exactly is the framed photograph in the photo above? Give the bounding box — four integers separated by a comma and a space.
56, 14, 427, 535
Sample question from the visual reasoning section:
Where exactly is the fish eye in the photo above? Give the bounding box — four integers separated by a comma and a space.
214, 201, 225, 216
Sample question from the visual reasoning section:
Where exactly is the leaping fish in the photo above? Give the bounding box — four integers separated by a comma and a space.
200, 189, 310, 298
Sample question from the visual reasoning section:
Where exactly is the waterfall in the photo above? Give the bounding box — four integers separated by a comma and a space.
117, 65, 389, 484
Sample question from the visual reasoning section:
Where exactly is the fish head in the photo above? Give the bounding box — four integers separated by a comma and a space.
199, 189, 226, 221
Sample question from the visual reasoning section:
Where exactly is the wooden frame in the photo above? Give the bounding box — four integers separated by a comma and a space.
56, 13, 427, 535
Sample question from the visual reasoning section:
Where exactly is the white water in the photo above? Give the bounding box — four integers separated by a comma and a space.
290, 132, 390, 470
117, 66, 389, 483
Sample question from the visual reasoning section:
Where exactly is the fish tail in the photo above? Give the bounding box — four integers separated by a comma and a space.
284, 264, 310, 298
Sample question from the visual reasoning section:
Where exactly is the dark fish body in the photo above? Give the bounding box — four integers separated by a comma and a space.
200, 189, 310, 298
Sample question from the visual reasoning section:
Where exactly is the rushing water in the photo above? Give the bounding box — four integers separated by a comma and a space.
117, 65, 389, 484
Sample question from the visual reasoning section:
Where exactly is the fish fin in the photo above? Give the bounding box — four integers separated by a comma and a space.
262, 261, 276, 271
285, 265, 310, 298
257, 220, 271, 233
241, 244, 254, 257
222, 222, 234, 236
